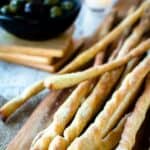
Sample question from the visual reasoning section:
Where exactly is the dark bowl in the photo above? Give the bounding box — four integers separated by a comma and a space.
0, 0, 81, 41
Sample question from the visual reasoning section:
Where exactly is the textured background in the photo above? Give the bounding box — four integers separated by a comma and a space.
0, 3, 110, 150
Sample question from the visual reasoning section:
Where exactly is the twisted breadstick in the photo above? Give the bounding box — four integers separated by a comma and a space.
45, 39, 150, 90
47, 25, 150, 150
49, 114, 128, 150
63, 16, 150, 144
68, 56, 150, 150
116, 74, 150, 150
30, 8, 117, 150
61, 0, 149, 73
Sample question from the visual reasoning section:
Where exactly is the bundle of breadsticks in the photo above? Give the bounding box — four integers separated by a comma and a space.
0, 27, 84, 73
1, 0, 150, 150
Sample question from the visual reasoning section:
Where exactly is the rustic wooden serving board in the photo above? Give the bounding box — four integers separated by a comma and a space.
6, 0, 145, 150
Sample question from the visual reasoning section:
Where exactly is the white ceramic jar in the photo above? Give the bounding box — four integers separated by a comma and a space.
85, 0, 116, 10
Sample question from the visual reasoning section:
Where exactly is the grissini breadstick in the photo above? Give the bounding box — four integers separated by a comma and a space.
103, 63, 149, 136
67, 56, 150, 150
0, 3, 142, 120
44, 39, 150, 90
82, 9, 117, 51
49, 19, 147, 148
0, 52, 53, 65
60, 0, 149, 73
0, 39, 81, 120
0, 39, 83, 73
108, 6, 136, 61
117, 13, 150, 58
116, 74, 150, 150
52, 39, 83, 72
49, 114, 127, 150
100, 114, 128, 150
0, 81, 44, 121
117, 57, 141, 88
31, 52, 106, 150
31, 11, 117, 147
1, 39, 149, 121
112, 12, 150, 87
30, 9, 117, 149
0, 45, 64, 58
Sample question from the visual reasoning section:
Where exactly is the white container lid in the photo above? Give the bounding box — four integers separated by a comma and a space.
85, 0, 117, 10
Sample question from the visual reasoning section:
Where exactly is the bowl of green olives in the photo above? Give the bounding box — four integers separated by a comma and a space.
0, 0, 81, 40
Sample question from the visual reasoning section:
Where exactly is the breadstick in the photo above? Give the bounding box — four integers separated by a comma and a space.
67, 56, 150, 150
117, 57, 141, 88
0, 39, 82, 120
54, 20, 147, 145
53, 39, 83, 72
44, 39, 150, 90
31, 9, 116, 149
108, 6, 137, 62
0, 45, 64, 58
0, 52, 52, 65
117, 13, 150, 57
1, 39, 149, 121
100, 114, 128, 150
0, 81, 44, 121
49, 114, 127, 150
116, 75, 150, 150
31, 52, 106, 150
60, 1, 149, 73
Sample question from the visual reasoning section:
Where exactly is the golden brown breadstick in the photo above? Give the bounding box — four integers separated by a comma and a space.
53, 21, 148, 146
49, 114, 127, 150
60, 1, 149, 73
100, 114, 128, 150
117, 13, 150, 58
1, 39, 149, 121
67, 56, 150, 150
117, 57, 141, 88
0, 45, 64, 58
0, 81, 44, 121
0, 39, 82, 120
0, 52, 52, 65
116, 75, 150, 150
53, 39, 83, 72
30, 9, 116, 149
108, 6, 136, 61
44, 39, 150, 90
47, 19, 141, 149
31, 51, 106, 150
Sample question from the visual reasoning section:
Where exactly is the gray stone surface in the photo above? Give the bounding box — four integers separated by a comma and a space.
0, 4, 110, 150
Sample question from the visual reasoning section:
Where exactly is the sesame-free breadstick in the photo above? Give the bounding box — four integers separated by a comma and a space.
116, 74, 150, 150
61, 0, 149, 73
0, 81, 44, 121
44, 39, 150, 90
30, 9, 117, 149
48, 110, 128, 150
68, 56, 150, 150
48, 24, 149, 149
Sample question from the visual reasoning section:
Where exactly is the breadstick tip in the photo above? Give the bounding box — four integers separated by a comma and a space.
0, 111, 7, 121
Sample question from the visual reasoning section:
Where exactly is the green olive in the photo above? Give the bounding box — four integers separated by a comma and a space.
50, 6, 62, 18
61, 1, 74, 11
9, 0, 24, 13
0, 5, 10, 15
44, 0, 59, 6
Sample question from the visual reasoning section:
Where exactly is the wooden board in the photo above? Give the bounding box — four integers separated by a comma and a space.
6, 0, 144, 150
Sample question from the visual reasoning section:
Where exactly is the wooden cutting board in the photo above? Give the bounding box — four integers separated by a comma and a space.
6, 0, 143, 150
